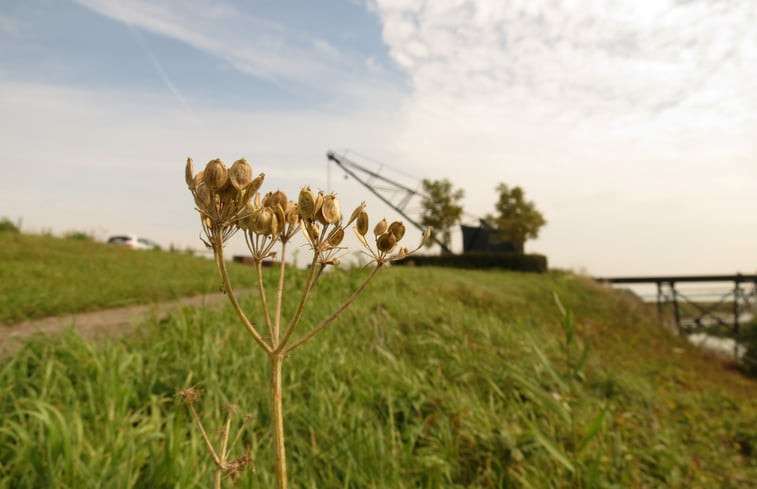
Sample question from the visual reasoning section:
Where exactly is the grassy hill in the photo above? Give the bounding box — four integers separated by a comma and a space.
0, 233, 754, 487
0, 231, 260, 325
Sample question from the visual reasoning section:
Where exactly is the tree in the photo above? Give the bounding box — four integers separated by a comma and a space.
419, 178, 464, 253
486, 183, 545, 253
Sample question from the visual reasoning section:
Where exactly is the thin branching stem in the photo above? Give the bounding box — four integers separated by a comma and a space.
221, 410, 233, 463
270, 353, 288, 489
274, 240, 287, 345
285, 265, 381, 354
214, 240, 273, 354
277, 253, 321, 350
187, 402, 221, 466
255, 259, 275, 345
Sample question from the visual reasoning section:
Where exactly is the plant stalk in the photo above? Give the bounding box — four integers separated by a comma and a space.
214, 238, 272, 353
270, 352, 288, 489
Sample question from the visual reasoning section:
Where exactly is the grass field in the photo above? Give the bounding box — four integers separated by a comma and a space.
0, 231, 262, 325
0, 233, 755, 487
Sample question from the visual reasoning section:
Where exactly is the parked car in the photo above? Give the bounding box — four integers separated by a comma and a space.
107, 235, 161, 250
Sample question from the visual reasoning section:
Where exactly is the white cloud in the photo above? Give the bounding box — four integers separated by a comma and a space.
371, 0, 757, 275
72, 0, 395, 98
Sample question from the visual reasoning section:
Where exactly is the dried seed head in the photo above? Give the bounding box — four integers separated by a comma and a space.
388, 221, 406, 241
264, 190, 287, 210
320, 194, 341, 224
229, 158, 253, 190
377, 231, 397, 253
374, 218, 388, 236
298, 186, 316, 220
356, 211, 369, 236
204, 159, 228, 192
327, 227, 345, 247
185, 157, 195, 188
179, 386, 202, 404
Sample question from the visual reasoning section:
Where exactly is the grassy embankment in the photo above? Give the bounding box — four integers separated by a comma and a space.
0, 231, 259, 325
0, 233, 755, 487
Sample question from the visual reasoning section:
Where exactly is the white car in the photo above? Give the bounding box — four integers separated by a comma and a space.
107, 235, 161, 250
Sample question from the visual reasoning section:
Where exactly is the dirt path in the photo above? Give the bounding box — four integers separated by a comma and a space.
0, 291, 242, 355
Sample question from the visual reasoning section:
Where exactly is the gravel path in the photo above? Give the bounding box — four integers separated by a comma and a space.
0, 291, 238, 355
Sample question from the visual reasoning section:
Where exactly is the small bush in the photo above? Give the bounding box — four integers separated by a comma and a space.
396, 252, 548, 272
64, 231, 94, 241
0, 218, 20, 233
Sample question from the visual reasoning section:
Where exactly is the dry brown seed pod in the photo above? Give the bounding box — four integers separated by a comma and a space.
327, 227, 345, 247
269, 211, 280, 237
285, 201, 299, 224
374, 218, 388, 236
308, 222, 320, 241
252, 207, 274, 235
229, 159, 253, 190
321, 194, 341, 224
192, 170, 205, 191
238, 203, 255, 230
194, 182, 211, 209
185, 157, 195, 188
388, 221, 406, 241
314, 191, 327, 224
347, 202, 365, 226
356, 211, 369, 236
219, 180, 238, 206
246, 173, 265, 200
204, 159, 228, 192
269, 190, 287, 210
273, 205, 286, 233
422, 226, 432, 246
376, 231, 397, 253
298, 186, 316, 220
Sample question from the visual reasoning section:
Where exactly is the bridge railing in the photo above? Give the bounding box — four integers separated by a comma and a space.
597, 274, 757, 358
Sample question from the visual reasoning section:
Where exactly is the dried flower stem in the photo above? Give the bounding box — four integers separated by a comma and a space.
255, 259, 275, 344
277, 253, 321, 350
214, 240, 272, 353
269, 352, 287, 489
273, 240, 287, 345
285, 265, 381, 354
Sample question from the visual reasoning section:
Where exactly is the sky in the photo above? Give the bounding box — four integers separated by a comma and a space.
1, 0, 755, 277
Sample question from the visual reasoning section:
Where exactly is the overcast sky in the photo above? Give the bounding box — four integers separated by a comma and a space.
1, 0, 755, 277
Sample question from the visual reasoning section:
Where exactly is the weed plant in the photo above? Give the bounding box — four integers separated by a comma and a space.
181, 157, 427, 487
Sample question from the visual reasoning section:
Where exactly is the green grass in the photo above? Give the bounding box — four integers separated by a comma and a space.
1, 262, 755, 488
0, 232, 262, 325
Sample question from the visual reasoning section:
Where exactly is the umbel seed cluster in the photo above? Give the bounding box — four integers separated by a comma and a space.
185, 157, 427, 265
